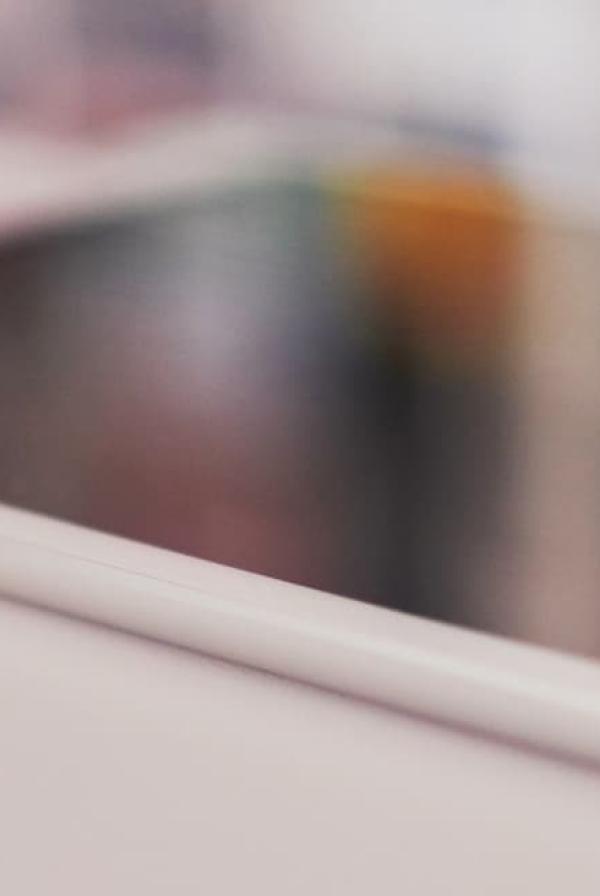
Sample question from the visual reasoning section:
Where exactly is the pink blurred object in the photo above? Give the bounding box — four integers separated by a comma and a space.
0, 0, 227, 136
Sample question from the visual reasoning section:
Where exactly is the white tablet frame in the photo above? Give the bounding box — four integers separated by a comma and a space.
1, 502, 599, 768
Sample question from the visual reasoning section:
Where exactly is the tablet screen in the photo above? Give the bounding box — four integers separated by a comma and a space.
1, 177, 597, 656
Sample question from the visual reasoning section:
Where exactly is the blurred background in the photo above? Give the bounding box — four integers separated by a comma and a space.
0, 2, 599, 657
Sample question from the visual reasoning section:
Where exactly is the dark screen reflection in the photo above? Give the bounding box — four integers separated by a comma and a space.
0, 177, 530, 641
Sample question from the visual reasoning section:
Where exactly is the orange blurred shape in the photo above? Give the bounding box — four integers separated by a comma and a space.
332, 166, 523, 371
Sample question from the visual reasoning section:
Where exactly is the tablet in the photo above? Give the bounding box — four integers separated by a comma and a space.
1, 172, 600, 894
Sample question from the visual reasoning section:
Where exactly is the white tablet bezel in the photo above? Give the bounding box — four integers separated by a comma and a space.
1, 501, 600, 768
